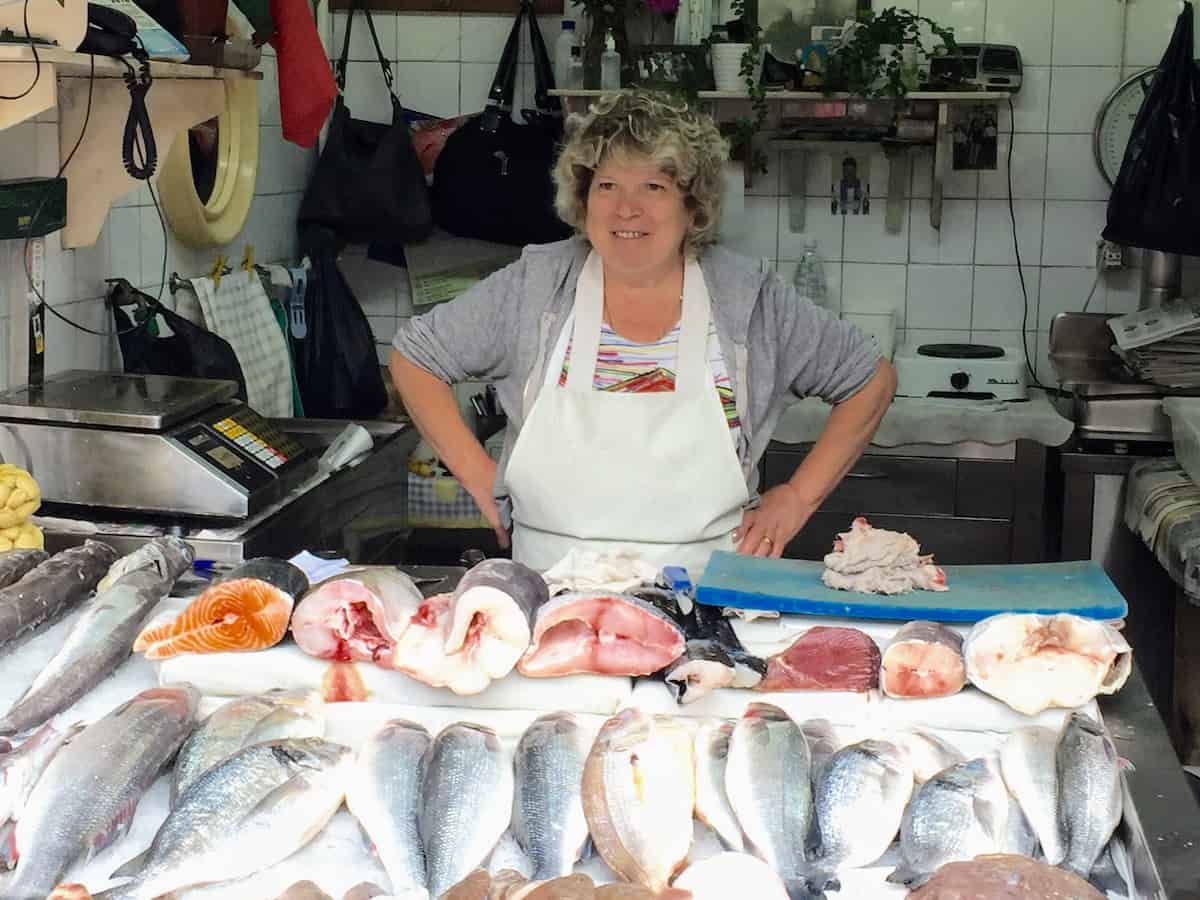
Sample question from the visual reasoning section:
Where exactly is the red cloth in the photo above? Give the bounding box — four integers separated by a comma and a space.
268, 0, 336, 148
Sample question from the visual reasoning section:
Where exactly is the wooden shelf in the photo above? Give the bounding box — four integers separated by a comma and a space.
0, 48, 263, 248
549, 88, 1014, 102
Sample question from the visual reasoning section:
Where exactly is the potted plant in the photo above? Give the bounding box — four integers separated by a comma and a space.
828, 6, 957, 98
705, 0, 765, 94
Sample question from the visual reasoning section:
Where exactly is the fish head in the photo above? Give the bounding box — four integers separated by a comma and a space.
271, 738, 354, 774
440, 722, 504, 755
1064, 711, 1105, 739
133, 684, 202, 721
597, 708, 653, 753
854, 738, 912, 776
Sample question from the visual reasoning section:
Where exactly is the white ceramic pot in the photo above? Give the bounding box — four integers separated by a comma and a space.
711, 42, 762, 93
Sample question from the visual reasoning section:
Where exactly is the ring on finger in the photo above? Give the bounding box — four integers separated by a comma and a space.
760, 536, 773, 547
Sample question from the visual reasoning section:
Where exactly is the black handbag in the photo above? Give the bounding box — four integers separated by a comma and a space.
1103, 1, 1200, 255
297, 0, 432, 246
432, 0, 572, 247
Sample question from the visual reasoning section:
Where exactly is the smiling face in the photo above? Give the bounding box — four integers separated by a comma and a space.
584, 153, 692, 284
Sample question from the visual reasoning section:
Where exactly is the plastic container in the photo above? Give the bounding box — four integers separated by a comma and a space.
1163, 397, 1200, 485
554, 20, 577, 90
601, 31, 621, 90
567, 45, 584, 89
793, 239, 829, 309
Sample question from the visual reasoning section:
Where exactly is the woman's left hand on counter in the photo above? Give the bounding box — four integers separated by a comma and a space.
733, 484, 816, 558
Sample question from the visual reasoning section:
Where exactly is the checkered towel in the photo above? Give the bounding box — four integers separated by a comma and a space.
190, 270, 293, 417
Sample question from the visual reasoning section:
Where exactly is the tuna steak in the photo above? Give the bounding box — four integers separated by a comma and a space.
757, 626, 881, 692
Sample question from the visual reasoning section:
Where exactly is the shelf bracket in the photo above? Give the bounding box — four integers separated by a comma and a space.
930, 100, 950, 231
783, 147, 807, 232
0, 61, 57, 131
57, 76, 225, 248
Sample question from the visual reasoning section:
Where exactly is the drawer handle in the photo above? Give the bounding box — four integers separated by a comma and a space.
846, 469, 888, 480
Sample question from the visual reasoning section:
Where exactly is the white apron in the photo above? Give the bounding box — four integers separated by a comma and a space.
504, 251, 750, 576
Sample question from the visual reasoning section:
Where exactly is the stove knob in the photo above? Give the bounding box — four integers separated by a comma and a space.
951, 371, 970, 391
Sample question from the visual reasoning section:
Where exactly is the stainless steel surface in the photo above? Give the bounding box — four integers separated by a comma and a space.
42, 422, 417, 564
0, 423, 263, 518
0, 371, 238, 430
1073, 395, 1171, 441
1048, 311, 1141, 389
1141, 250, 1182, 310
1101, 667, 1200, 900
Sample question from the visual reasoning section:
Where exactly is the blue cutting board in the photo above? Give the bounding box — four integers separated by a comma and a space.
695, 552, 1128, 622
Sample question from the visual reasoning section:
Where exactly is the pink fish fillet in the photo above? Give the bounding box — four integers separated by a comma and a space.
757, 626, 881, 692
518, 593, 686, 677
880, 620, 966, 699
290, 570, 423, 663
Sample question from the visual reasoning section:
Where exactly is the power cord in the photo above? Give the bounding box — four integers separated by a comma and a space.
1006, 96, 1040, 389
0, 0, 41, 101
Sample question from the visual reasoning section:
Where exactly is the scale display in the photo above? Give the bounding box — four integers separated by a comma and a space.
1094, 67, 1158, 187
171, 405, 309, 495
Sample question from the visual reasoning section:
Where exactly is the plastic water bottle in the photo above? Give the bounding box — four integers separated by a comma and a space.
567, 46, 584, 89
793, 239, 829, 309
555, 21, 577, 89
601, 31, 621, 90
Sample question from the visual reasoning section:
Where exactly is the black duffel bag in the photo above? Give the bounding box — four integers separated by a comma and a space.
432, 0, 571, 247
297, 0, 432, 246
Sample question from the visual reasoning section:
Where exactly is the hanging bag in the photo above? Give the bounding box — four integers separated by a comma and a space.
297, 0, 432, 245
432, 0, 572, 246
1103, 1, 1200, 255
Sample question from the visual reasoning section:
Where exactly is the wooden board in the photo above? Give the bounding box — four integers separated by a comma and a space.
696, 551, 1129, 622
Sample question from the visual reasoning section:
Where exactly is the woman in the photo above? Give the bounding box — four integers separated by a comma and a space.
391, 91, 896, 576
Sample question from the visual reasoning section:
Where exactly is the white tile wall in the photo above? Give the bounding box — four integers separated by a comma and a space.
313, 0, 1182, 382
0, 46, 313, 385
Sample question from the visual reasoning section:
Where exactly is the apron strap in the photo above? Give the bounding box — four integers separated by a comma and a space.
565, 252, 606, 392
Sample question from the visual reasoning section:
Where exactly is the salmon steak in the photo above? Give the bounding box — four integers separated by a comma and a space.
135, 558, 307, 659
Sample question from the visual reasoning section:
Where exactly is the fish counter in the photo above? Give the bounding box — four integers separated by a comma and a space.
0, 536, 1197, 899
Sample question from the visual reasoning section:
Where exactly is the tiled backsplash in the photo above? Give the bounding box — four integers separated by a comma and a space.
0, 40, 313, 392
1, 0, 1194, 395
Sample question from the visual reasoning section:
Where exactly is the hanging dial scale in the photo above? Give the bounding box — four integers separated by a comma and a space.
1094, 67, 1159, 186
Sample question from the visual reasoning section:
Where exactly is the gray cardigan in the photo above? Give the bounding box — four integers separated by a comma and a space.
392, 237, 881, 504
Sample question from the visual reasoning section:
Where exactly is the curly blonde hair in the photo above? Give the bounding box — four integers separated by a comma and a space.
552, 90, 730, 257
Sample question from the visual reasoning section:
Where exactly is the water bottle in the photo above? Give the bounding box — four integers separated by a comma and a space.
567, 45, 584, 89
555, 21, 577, 89
793, 239, 829, 310
601, 31, 621, 90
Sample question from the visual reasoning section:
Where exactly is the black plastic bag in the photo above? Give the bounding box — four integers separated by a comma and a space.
1103, 1, 1200, 255
109, 279, 248, 400
292, 226, 388, 419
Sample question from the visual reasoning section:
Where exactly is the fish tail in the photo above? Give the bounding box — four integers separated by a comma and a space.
885, 862, 927, 888
0, 818, 16, 870
783, 878, 826, 900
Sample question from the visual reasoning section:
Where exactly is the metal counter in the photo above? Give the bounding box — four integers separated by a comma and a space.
1101, 668, 1200, 898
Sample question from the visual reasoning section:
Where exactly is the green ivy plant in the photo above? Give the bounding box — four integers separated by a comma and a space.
828, 6, 957, 98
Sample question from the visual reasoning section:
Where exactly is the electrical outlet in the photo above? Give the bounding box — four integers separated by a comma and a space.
1101, 240, 1125, 270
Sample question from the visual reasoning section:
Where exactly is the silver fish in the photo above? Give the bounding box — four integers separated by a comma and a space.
97, 737, 352, 900
999, 725, 1064, 864
171, 688, 324, 805
893, 729, 966, 784
582, 707, 694, 894
2, 685, 199, 900
805, 739, 913, 893
0, 721, 84, 869
0, 541, 120, 654
725, 703, 812, 896
800, 720, 839, 786
694, 720, 744, 852
420, 722, 514, 898
887, 755, 1010, 888
0, 551, 48, 591
0, 538, 194, 737
1057, 712, 1123, 879
512, 711, 590, 880
346, 719, 432, 898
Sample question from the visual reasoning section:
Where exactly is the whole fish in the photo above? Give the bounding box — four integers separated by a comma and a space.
804, 739, 913, 893
694, 720, 744, 852
887, 756, 1011, 888
345, 719, 432, 898
0, 721, 84, 869
172, 688, 324, 805
95, 737, 352, 900
999, 726, 1064, 864
800, 719, 839, 786
892, 730, 966, 784
0, 538, 194, 737
421, 723, 514, 898
3, 685, 199, 900
0, 540, 119, 654
724, 703, 812, 897
0, 550, 48, 591
1057, 712, 1123, 879
582, 707, 694, 894
513, 712, 591, 880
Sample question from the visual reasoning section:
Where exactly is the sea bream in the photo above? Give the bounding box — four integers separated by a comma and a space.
0, 540, 119, 654
513, 712, 591, 880
0, 537, 194, 737
94, 738, 353, 900
518, 592, 685, 677
1057, 712, 1123, 879
999, 725, 1064, 864
172, 688, 325, 805
2, 685, 199, 900
694, 720, 744, 852
345, 719, 432, 898
582, 708, 695, 894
